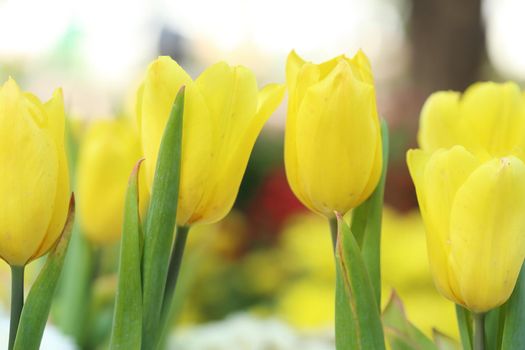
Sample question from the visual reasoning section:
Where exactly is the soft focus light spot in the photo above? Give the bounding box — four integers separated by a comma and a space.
486, 0, 525, 79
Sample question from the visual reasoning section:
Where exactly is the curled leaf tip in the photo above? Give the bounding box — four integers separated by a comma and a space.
69, 193, 75, 210
131, 158, 145, 178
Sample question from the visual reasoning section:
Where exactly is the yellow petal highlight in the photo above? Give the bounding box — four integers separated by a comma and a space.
448, 156, 525, 312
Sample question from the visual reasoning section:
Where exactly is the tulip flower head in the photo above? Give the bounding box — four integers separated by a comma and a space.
137, 57, 285, 226
77, 119, 144, 245
408, 81, 525, 312
0, 78, 70, 266
284, 50, 382, 217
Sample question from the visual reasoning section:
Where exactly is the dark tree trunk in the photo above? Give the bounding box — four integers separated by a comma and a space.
410, 0, 485, 93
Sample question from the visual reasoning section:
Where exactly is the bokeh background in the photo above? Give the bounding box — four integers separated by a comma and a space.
0, 0, 524, 348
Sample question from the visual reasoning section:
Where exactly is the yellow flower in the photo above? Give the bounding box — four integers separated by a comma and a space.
137, 56, 285, 226
284, 50, 382, 217
407, 146, 525, 312
0, 78, 70, 266
77, 119, 145, 245
418, 81, 525, 158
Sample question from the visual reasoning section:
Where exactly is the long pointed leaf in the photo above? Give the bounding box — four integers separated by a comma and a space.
359, 119, 389, 306
485, 306, 504, 350
433, 330, 460, 350
14, 196, 75, 350
382, 292, 437, 350
335, 215, 385, 350
109, 160, 144, 349
141, 87, 184, 349
501, 263, 525, 350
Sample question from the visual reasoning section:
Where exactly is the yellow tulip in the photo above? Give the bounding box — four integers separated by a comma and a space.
418, 81, 525, 158
0, 78, 70, 266
407, 146, 525, 312
77, 119, 145, 245
284, 50, 382, 217
137, 56, 285, 226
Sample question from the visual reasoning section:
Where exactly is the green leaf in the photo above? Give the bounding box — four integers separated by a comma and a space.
335, 216, 385, 350
455, 305, 473, 350
14, 196, 75, 350
358, 119, 389, 306
382, 291, 437, 350
433, 329, 461, 350
109, 160, 144, 350
141, 87, 185, 349
53, 222, 94, 346
501, 263, 525, 350
485, 306, 504, 350
350, 199, 369, 247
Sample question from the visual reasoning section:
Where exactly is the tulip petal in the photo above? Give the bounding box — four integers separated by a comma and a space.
410, 146, 480, 302
32, 89, 71, 258
136, 82, 144, 136
418, 91, 462, 152
294, 60, 379, 215
461, 82, 525, 158
347, 50, 374, 85
286, 50, 306, 93
175, 82, 212, 225
201, 82, 284, 221
0, 79, 58, 265
140, 56, 192, 189
190, 63, 260, 224
449, 156, 525, 312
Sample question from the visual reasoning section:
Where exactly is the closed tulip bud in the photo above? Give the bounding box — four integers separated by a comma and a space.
77, 119, 145, 245
137, 56, 285, 226
0, 78, 70, 266
407, 146, 525, 312
418, 81, 525, 158
284, 50, 382, 217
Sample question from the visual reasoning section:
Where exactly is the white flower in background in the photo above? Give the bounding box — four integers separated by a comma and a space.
0, 310, 76, 350
170, 313, 334, 350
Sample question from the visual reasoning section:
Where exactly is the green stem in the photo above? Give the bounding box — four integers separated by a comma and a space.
9, 266, 24, 350
474, 312, 486, 350
161, 226, 190, 323
329, 217, 338, 254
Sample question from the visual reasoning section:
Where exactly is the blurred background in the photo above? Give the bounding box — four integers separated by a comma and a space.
0, 0, 523, 348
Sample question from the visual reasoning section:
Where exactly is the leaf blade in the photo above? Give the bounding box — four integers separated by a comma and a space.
359, 118, 389, 306
501, 263, 525, 350
109, 160, 144, 350
335, 216, 385, 350
141, 87, 185, 349
455, 305, 473, 350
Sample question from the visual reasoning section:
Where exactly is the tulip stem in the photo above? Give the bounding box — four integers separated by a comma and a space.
329, 217, 338, 254
8, 265, 24, 350
473, 312, 486, 350
162, 225, 190, 320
